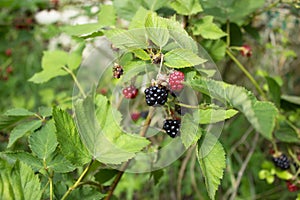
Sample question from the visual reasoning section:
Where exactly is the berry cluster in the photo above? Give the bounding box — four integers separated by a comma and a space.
163, 119, 181, 138
272, 153, 290, 170
144, 86, 168, 106
122, 86, 138, 99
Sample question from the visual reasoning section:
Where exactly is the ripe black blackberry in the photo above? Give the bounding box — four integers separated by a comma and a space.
163, 119, 181, 138
272, 153, 290, 170
144, 86, 168, 106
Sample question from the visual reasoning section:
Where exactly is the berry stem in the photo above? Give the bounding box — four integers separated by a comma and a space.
62, 66, 87, 98
157, 53, 164, 79
226, 49, 267, 99
226, 20, 230, 47
271, 140, 279, 155
139, 107, 155, 137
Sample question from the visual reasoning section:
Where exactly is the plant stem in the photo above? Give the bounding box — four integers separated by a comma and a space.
62, 66, 87, 98
104, 162, 129, 200
226, 49, 267, 99
226, 20, 230, 47
61, 160, 94, 200
176, 145, 195, 200
139, 107, 155, 137
229, 132, 259, 200
49, 176, 53, 200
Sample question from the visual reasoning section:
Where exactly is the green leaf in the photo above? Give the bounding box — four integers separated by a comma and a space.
252, 102, 278, 140
98, 5, 116, 26
274, 121, 299, 143
104, 29, 148, 50
8, 120, 42, 148
199, 109, 238, 124
4, 108, 34, 116
0, 159, 42, 200
151, 169, 164, 185
164, 48, 207, 68
113, 0, 143, 20
197, 136, 226, 200
0, 115, 27, 130
67, 51, 82, 70
131, 49, 150, 60
46, 152, 76, 173
200, 0, 264, 24
94, 169, 118, 184
180, 113, 201, 149
53, 107, 91, 166
29, 51, 68, 83
61, 23, 103, 37
142, 0, 168, 11
171, 0, 203, 15
202, 39, 226, 61
275, 169, 293, 180
2, 151, 43, 171
281, 94, 300, 105
145, 12, 169, 48
74, 95, 150, 164
29, 121, 58, 160
265, 76, 281, 107
192, 16, 227, 39
187, 77, 278, 140
120, 61, 156, 85
129, 7, 150, 29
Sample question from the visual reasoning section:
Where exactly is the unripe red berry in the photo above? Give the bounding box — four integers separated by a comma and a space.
5, 49, 12, 56
122, 85, 138, 99
240, 44, 252, 57
169, 70, 185, 91
131, 112, 140, 121
6, 66, 13, 74
286, 181, 299, 192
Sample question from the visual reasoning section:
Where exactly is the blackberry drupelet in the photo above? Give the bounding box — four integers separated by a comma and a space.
144, 86, 168, 106
163, 119, 181, 138
272, 154, 290, 170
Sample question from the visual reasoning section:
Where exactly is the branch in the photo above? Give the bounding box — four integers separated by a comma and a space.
176, 145, 195, 200
229, 132, 259, 200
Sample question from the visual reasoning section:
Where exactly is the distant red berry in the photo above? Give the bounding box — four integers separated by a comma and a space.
5, 49, 12, 56
2, 75, 8, 81
122, 85, 138, 99
169, 71, 185, 91
286, 181, 299, 192
99, 88, 107, 95
6, 66, 13, 74
131, 112, 140, 121
240, 44, 252, 57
